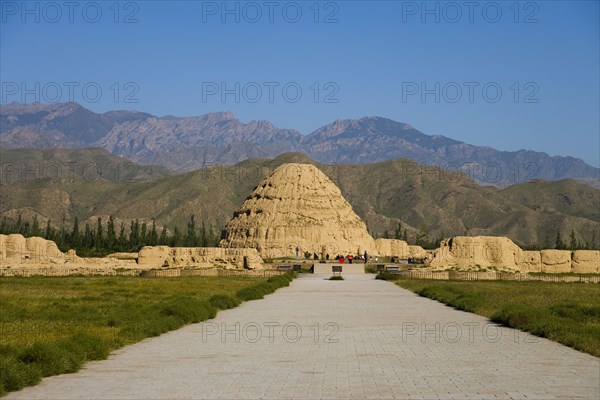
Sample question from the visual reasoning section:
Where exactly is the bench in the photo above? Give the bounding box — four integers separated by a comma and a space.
277, 265, 292, 271
332, 265, 342, 276
376, 264, 386, 271
385, 265, 401, 273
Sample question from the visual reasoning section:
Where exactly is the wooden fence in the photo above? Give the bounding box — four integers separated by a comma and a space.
140, 269, 287, 278
0, 268, 142, 277
0, 268, 288, 278
4, 267, 595, 282
398, 270, 600, 283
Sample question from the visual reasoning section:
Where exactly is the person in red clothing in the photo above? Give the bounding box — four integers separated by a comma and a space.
347, 254, 353, 264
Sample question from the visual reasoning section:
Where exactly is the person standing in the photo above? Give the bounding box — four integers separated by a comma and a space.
364, 251, 368, 264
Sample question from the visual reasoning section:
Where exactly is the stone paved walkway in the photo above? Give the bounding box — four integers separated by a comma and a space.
8, 275, 600, 399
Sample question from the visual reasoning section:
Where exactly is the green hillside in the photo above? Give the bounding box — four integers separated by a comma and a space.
1, 149, 598, 249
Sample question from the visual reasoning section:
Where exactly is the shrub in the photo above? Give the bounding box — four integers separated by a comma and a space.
267, 273, 293, 287
16, 335, 106, 379
160, 298, 216, 323
235, 283, 272, 301
209, 294, 240, 310
550, 303, 600, 320
66, 333, 111, 361
19, 343, 65, 377
236, 273, 295, 301
491, 304, 557, 338
0, 355, 42, 393
375, 272, 400, 281
416, 286, 483, 313
365, 265, 378, 273
329, 275, 344, 280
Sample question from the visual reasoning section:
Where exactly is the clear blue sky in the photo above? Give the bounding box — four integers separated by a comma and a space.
1, 0, 599, 166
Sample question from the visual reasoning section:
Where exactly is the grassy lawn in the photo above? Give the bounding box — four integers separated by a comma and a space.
394, 278, 600, 357
0, 274, 294, 396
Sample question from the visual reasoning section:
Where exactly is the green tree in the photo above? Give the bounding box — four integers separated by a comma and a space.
21, 220, 31, 237
569, 230, 578, 251
416, 225, 430, 248
159, 226, 168, 245
140, 221, 147, 246
186, 215, 197, 246
200, 220, 207, 247
95, 217, 103, 249
0, 216, 7, 234
31, 215, 41, 237
106, 216, 116, 250
206, 224, 217, 246
171, 226, 182, 247
15, 214, 23, 235
149, 220, 158, 246
543, 232, 552, 249
394, 223, 402, 240
57, 216, 67, 249
44, 220, 53, 240
118, 223, 126, 250
555, 230, 565, 250
82, 223, 93, 248
129, 220, 140, 249
71, 216, 81, 248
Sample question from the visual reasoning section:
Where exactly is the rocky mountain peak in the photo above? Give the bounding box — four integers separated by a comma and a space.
1, 102, 598, 186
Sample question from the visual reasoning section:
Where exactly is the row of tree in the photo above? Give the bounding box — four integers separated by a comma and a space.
0, 214, 220, 256
551, 229, 596, 251
1, 215, 597, 255
374, 223, 444, 249
376, 223, 598, 250
520, 229, 598, 251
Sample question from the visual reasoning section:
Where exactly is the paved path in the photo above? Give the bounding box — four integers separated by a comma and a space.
8, 275, 600, 400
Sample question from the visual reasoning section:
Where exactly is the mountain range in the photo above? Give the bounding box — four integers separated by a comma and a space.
1, 102, 598, 187
1, 148, 598, 249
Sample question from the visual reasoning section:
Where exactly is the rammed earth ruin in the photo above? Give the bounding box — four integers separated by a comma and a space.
1, 163, 598, 273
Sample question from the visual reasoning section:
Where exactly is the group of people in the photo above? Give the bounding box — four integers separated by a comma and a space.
333, 251, 369, 264
295, 246, 370, 264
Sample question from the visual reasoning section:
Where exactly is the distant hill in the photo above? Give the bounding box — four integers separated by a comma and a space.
0, 147, 172, 184
1, 150, 598, 248
1, 102, 598, 187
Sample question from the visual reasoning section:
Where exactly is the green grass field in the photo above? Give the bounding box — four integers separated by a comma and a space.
394, 278, 600, 357
0, 274, 295, 396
